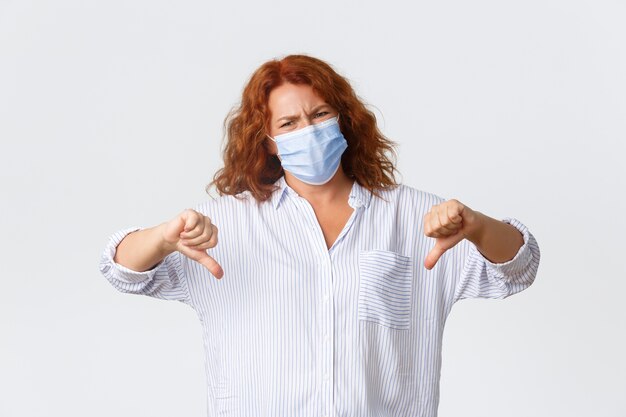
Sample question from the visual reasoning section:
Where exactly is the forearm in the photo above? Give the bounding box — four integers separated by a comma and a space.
113, 222, 176, 272
467, 212, 525, 264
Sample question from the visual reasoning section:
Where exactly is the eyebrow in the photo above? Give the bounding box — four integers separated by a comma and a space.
276, 104, 330, 124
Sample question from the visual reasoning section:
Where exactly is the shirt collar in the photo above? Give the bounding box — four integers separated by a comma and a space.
271, 175, 372, 210
270, 176, 290, 209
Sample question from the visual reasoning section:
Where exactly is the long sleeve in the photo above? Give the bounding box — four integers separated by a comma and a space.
443, 217, 541, 307
98, 226, 194, 308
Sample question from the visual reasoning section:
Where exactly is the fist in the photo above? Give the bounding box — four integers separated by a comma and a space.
162, 208, 224, 279
423, 199, 482, 270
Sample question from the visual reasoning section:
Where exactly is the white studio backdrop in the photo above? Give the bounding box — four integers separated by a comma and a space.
1, 0, 624, 416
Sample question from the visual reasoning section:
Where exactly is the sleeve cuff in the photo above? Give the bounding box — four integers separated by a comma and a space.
478, 217, 533, 277
100, 226, 164, 283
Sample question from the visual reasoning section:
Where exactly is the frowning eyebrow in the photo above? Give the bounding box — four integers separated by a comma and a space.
276, 104, 331, 123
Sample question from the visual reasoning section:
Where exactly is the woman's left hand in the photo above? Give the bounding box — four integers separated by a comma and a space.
423, 199, 484, 270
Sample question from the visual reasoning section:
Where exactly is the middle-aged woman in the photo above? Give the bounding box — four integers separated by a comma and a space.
99, 54, 541, 417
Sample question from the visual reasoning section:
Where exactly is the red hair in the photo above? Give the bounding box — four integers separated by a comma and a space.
208, 54, 400, 203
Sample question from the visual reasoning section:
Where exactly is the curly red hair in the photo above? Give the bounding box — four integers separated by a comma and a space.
208, 54, 400, 203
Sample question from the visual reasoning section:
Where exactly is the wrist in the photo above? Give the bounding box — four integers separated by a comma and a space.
155, 222, 177, 255
465, 210, 488, 245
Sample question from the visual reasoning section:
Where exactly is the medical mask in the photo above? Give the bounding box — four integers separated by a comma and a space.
267, 115, 348, 185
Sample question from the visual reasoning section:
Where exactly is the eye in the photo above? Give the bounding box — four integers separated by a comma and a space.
314, 111, 329, 118
280, 121, 293, 128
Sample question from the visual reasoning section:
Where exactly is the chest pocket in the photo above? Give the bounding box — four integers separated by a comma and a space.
358, 249, 414, 330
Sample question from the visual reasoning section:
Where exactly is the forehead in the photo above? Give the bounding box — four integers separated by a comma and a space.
268, 83, 327, 118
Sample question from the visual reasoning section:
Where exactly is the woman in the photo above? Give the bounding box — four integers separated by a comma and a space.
99, 54, 541, 417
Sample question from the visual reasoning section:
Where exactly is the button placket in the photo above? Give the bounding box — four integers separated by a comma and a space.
291, 193, 359, 417
318, 256, 334, 415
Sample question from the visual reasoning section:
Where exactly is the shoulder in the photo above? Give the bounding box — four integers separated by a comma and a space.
373, 183, 446, 208
192, 190, 258, 218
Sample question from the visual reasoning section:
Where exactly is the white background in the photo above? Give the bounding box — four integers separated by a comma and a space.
1, 0, 625, 416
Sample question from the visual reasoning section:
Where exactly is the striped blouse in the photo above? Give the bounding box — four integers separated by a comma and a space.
99, 175, 541, 417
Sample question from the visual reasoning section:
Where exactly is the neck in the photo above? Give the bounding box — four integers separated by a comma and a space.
284, 166, 353, 206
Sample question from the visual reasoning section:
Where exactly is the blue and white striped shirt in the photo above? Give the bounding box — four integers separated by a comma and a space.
99, 175, 541, 417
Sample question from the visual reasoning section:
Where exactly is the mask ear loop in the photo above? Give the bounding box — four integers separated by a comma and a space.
266, 134, 282, 161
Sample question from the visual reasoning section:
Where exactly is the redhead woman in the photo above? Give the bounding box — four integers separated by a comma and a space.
99, 54, 541, 417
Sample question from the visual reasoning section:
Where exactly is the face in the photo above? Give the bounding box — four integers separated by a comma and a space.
266, 83, 338, 155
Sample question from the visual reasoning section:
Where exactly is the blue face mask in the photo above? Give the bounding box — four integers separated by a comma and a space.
268, 115, 348, 185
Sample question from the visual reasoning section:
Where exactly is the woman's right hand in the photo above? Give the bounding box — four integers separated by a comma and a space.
161, 208, 224, 279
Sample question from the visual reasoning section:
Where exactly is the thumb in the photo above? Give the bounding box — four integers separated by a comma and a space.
183, 247, 224, 279
424, 232, 466, 270
424, 242, 447, 270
